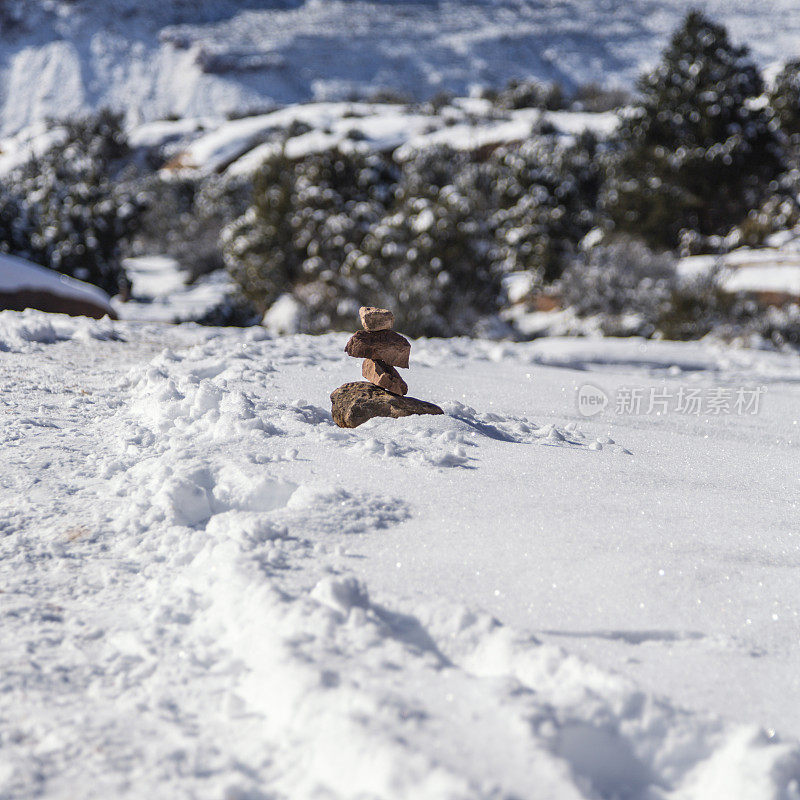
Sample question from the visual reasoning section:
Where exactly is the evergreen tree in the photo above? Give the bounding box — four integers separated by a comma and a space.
223, 134, 606, 335
222, 148, 399, 332
770, 60, 800, 139
0, 110, 141, 295
490, 133, 602, 284
352, 147, 501, 336
222, 146, 506, 336
604, 11, 785, 250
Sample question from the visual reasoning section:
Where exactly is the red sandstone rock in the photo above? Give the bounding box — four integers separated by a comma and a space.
330, 382, 443, 428
0, 288, 117, 320
362, 358, 408, 395
344, 330, 410, 368
359, 306, 394, 331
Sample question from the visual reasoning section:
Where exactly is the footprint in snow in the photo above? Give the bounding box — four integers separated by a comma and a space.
324, 400, 632, 466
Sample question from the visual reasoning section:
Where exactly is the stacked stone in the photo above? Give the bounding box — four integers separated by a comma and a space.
348, 306, 409, 394
330, 306, 444, 428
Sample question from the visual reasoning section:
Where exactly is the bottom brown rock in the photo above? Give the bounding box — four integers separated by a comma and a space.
330, 382, 444, 428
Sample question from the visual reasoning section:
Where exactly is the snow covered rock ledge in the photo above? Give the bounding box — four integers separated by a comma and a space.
0, 253, 116, 320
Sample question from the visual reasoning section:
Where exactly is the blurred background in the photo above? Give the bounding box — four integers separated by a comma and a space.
1, 0, 799, 347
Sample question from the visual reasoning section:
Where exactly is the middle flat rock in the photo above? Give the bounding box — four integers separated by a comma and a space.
344, 329, 410, 369
362, 358, 408, 395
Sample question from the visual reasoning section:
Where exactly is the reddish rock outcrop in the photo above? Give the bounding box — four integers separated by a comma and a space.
0, 288, 117, 320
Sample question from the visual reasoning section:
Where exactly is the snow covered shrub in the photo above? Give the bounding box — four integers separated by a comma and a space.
657, 268, 751, 342
222, 148, 400, 332
603, 11, 785, 251
658, 273, 800, 347
560, 237, 677, 336
186, 294, 260, 327
131, 173, 251, 281
729, 188, 800, 249
756, 304, 800, 348
0, 110, 141, 295
127, 176, 196, 262
571, 83, 631, 113
224, 146, 509, 336
353, 146, 502, 336
491, 79, 567, 111
558, 240, 782, 343
366, 88, 413, 105
224, 134, 606, 335
769, 60, 800, 139
489, 132, 604, 284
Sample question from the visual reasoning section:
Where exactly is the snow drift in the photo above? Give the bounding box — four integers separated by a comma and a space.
3, 310, 800, 798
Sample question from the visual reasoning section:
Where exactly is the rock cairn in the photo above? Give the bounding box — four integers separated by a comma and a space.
330, 306, 444, 428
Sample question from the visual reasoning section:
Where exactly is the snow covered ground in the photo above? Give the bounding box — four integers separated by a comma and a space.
112, 257, 234, 323
3, 309, 800, 798
3, 0, 800, 136
680, 245, 800, 301
142, 101, 617, 178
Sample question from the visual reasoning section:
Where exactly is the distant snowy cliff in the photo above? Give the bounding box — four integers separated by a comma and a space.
1, 0, 800, 135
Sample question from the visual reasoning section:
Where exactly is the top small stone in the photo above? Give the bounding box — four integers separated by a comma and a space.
359, 306, 394, 331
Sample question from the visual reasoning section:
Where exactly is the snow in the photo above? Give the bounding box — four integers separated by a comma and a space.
174, 103, 618, 176
0, 309, 116, 350
221, 105, 439, 176
543, 110, 621, 137
3, 309, 800, 797
262, 293, 306, 335
725, 266, 800, 297
112, 256, 234, 322
394, 118, 536, 161
0, 252, 114, 313
0, 122, 68, 176
3, 0, 800, 136
122, 255, 187, 297
679, 249, 800, 298
503, 271, 537, 304
163, 102, 417, 174
168, 112, 288, 173
127, 117, 217, 150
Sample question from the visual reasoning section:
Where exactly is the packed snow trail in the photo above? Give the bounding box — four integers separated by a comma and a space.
2, 311, 800, 799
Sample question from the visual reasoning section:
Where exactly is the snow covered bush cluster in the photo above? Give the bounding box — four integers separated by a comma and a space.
1, 8, 799, 344
480, 78, 568, 112
560, 238, 677, 337
562, 241, 800, 347
218, 10, 800, 340
478, 77, 629, 114
222, 136, 600, 336
131, 173, 251, 282
0, 110, 142, 296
